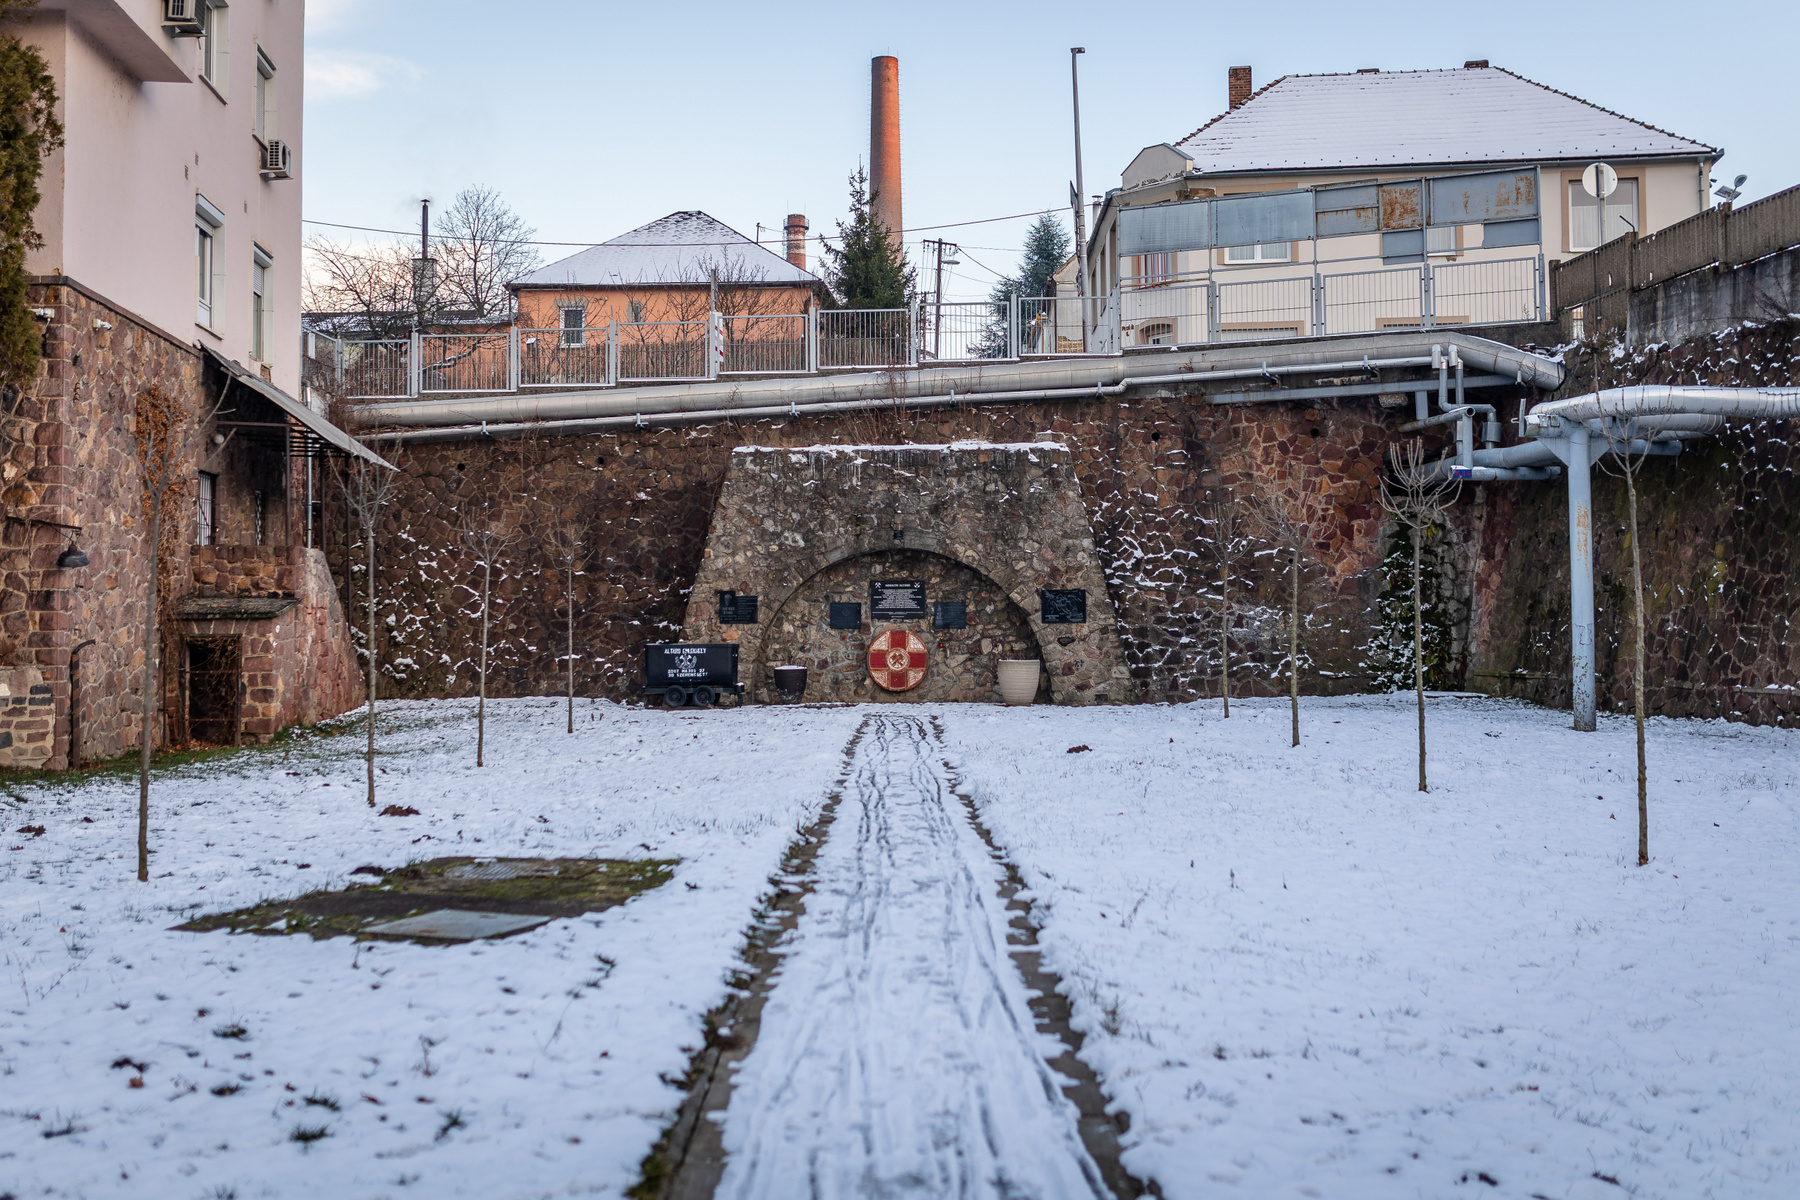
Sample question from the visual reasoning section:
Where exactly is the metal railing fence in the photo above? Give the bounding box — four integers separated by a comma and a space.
1320, 265, 1424, 336
1018, 296, 1118, 355
919, 300, 1010, 363
419, 331, 512, 393
342, 339, 410, 399
615, 320, 711, 382
818, 308, 915, 368
519, 326, 612, 388
719, 313, 812, 375
1430, 257, 1543, 328
1215, 275, 1313, 341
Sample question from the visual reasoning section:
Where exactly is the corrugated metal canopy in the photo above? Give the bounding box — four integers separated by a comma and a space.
204, 348, 393, 469
513, 211, 822, 289
1173, 67, 1717, 174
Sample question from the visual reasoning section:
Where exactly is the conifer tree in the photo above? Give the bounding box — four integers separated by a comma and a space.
819, 167, 915, 309
0, 1, 62, 403
976, 215, 1070, 357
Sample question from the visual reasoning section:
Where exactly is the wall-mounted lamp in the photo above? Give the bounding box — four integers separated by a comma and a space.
57, 540, 89, 569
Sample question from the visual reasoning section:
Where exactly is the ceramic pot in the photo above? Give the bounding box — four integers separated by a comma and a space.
997, 659, 1040, 706
772, 665, 808, 702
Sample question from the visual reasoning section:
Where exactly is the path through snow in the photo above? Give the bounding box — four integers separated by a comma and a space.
710, 712, 1113, 1200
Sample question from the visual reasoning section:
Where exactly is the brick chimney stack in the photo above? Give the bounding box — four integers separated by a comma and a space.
784, 214, 808, 271
1228, 65, 1252, 110
870, 56, 902, 241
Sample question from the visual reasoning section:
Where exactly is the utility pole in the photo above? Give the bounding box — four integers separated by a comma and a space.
923, 238, 959, 360
1070, 47, 1091, 352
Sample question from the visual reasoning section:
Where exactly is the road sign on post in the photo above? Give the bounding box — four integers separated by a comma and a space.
1581, 162, 1618, 200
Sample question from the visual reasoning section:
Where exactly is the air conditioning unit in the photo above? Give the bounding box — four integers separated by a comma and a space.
260, 140, 292, 180
162, 0, 205, 36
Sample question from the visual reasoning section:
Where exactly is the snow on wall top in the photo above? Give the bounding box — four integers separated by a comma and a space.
1171, 67, 1718, 175
513, 211, 821, 289
733, 441, 1070, 454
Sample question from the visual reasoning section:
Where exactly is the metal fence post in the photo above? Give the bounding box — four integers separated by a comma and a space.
507, 325, 520, 392
1536, 251, 1548, 323
408, 329, 421, 396
806, 309, 819, 374
908, 300, 919, 367
607, 320, 617, 387
333, 335, 344, 389
1421, 266, 1435, 330
1007, 294, 1019, 360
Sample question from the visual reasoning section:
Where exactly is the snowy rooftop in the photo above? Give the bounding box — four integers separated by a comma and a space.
1172, 66, 1718, 174
513, 211, 821, 289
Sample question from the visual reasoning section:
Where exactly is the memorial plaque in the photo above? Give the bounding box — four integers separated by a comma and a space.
829, 602, 863, 630
933, 601, 967, 630
718, 591, 759, 625
869, 579, 927, 620
1039, 588, 1087, 624
645, 643, 739, 687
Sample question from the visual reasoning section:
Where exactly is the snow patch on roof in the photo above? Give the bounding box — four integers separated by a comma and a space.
1172, 67, 1717, 174
515, 211, 820, 289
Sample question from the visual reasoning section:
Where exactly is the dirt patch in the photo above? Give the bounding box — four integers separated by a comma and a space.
175, 856, 678, 942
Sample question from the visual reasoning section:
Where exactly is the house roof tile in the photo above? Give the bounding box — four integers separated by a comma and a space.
513, 211, 820, 289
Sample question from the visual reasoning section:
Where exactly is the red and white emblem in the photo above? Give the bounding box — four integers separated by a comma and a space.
867, 628, 929, 692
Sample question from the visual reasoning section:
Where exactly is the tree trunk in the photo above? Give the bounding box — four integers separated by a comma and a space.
477, 561, 490, 767
137, 502, 161, 882
566, 558, 575, 735
1289, 545, 1300, 748
1220, 556, 1231, 718
365, 519, 377, 807
1626, 466, 1648, 865
1413, 524, 1427, 793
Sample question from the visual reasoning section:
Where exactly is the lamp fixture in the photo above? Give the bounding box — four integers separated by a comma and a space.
57, 541, 89, 569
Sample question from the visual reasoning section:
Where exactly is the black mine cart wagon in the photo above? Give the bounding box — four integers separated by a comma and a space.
643, 643, 746, 708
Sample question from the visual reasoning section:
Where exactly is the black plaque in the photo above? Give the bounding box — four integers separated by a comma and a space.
718, 591, 759, 625
829, 602, 863, 630
933, 601, 967, 630
1039, 588, 1087, 624
869, 579, 927, 620
645, 643, 739, 688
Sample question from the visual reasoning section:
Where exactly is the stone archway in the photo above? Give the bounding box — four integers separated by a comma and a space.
755, 548, 1048, 704
680, 442, 1127, 704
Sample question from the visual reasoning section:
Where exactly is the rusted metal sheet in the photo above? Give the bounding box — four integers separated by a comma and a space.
1314, 181, 1381, 237
1379, 181, 1423, 231
1427, 168, 1539, 226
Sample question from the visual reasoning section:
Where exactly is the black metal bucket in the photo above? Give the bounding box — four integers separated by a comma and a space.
772, 665, 808, 702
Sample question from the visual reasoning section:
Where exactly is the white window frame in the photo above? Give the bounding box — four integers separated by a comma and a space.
559, 306, 587, 347
196, 194, 224, 328
1223, 241, 1292, 264
250, 244, 271, 360
1425, 225, 1459, 258
1134, 252, 1176, 286
1568, 177, 1640, 253
197, 471, 218, 546
254, 48, 276, 143
1139, 321, 1176, 346
199, 2, 229, 96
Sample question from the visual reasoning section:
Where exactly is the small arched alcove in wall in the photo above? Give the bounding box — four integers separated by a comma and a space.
680, 442, 1127, 704
756, 548, 1049, 704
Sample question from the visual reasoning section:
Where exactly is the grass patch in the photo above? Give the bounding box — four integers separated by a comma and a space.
175, 856, 679, 942
303, 1092, 340, 1112
212, 1023, 248, 1040
289, 1123, 331, 1145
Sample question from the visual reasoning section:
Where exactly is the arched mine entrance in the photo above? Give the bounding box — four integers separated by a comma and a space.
755, 549, 1049, 704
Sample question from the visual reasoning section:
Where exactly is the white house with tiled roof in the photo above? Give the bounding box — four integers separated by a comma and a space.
1086, 63, 1720, 346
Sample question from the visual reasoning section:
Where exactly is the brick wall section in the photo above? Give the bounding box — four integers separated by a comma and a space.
1469, 320, 1800, 726
355, 392, 1407, 705
191, 545, 298, 598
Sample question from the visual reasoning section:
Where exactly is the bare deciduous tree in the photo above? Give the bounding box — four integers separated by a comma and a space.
131, 384, 229, 880
544, 508, 584, 735
1207, 494, 1251, 718
335, 447, 402, 807
1379, 438, 1462, 793
1598, 417, 1654, 865
457, 501, 519, 766
303, 239, 416, 339
435, 186, 542, 320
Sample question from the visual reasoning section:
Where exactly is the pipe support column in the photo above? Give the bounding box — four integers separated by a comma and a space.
1566, 425, 1597, 731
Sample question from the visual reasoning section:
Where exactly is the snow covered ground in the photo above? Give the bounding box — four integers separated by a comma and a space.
5, 694, 1797, 1200
939, 694, 1800, 1200
0, 698, 863, 1199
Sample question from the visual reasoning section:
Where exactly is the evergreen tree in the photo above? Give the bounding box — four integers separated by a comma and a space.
975, 215, 1070, 357
819, 167, 914, 309
0, 1, 62, 397
1369, 521, 1462, 692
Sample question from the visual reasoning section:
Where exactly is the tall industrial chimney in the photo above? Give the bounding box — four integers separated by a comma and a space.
870, 56, 902, 242
784, 213, 808, 271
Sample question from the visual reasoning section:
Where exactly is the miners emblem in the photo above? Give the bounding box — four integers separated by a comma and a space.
866, 628, 928, 692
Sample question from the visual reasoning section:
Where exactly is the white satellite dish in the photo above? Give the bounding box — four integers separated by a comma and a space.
1582, 162, 1619, 200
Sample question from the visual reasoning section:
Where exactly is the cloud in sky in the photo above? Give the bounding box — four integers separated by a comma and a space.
306, 51, 422, 100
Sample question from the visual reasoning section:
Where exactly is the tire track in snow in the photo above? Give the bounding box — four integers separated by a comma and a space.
709, 712, 1115, 1200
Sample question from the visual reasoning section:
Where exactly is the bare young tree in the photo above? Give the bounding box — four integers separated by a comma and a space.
457, 501, 520, 766
435, 186, 542, 320
1207, 494, 1250, 717
544, 508, 584, 734
130, 384, 228, 881
334, 448, 402, 806
1246, 489, 1321, 748
1597, 418, 1654, 865
303, 238, 416, 339
1378, 438, 1462, 793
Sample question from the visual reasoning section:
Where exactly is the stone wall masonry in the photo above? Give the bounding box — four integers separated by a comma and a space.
1469, 319, 1800, 726
353, 389, 1426, 706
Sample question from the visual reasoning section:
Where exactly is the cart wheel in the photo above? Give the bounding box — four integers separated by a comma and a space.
663, 688, 688, 708
691, 686, 715, 708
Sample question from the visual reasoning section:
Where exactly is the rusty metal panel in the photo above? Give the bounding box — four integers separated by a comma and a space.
1427, 168, 1539, 226
1118, 197, 1212, 255
1379, 181, 1423, 231
1314, 182, 1380, 238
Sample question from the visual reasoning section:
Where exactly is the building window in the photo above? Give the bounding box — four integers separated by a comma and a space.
1426, 226, 1458, 258
560, 306, 586, 347
1140, 321, 1175, 346
197, 472, 218, 545
252, 490, 264, 545
254, 49, 276, 142
1133, 252, 1175, 286
1224, 242, 1291, 263
251, 246, 271, 359
1569, 177, 1639, 252
199, 2, 229, 94
196, 194, 224, 327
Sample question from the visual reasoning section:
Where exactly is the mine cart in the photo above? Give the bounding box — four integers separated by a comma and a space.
643, 643, 745, 708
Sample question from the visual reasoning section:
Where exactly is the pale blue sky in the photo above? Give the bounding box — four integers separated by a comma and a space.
303, 0, 1797, 301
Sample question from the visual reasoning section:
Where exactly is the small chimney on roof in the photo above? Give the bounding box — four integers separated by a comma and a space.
1228, 65, 1252, 110
784, 214, 808, 271
1464, 59, 1489, 68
